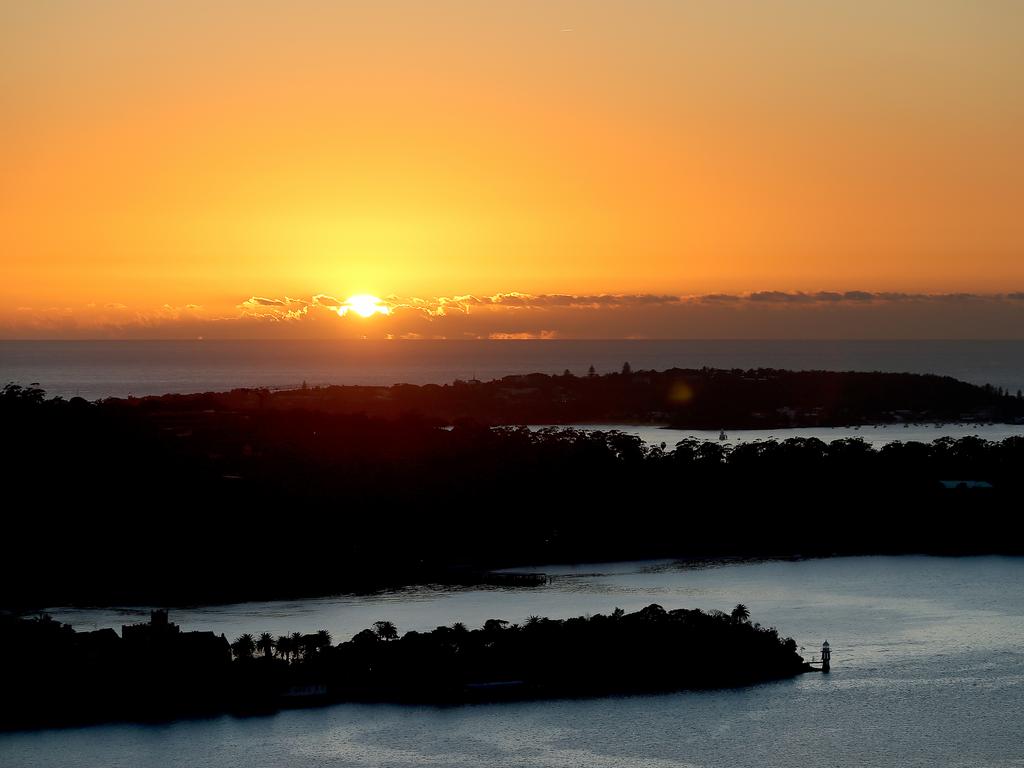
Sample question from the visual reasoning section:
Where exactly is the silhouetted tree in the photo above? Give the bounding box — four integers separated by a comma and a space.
256, 632, 275, 659
0, 603, 810, 728
3, 370, 1023, 612
373, 621, 398, 641
1, 382, 46, 406
731, 604, 750, 623
621, 362, 632, 375
352, 628, 379, 646
231, 633, 256, 660
637, 604, 666, 621
301, 634, 319, 659
275, 635, 291, 662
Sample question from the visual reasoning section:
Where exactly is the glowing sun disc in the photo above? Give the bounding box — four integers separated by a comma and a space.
338, 294, 390, 318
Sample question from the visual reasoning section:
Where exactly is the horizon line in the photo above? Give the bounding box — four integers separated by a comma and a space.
4, 337, 1024, 344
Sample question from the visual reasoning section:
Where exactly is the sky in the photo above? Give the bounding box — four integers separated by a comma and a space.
2, 1, 1023, 339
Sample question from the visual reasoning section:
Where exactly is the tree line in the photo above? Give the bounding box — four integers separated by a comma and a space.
0, 603, 804, 729
2, 381, 1021, 609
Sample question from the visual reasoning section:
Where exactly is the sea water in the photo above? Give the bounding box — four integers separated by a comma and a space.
12, 556, 1024, 768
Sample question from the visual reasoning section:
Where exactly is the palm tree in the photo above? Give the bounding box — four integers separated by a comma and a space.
731, 604, 750, 623
275, 635, 291, 662
231, 633, 256, 660
291, 631, 304, 660
256, 632, 275, 659
373, 620, 398, 641
316, 629, 332, 651
302, 634, 319, 659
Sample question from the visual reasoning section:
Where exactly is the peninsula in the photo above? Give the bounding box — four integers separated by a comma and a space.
110, 367, 1024, 428
0, 604, 809, 731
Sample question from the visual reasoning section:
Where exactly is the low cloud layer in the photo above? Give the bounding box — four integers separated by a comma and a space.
4, 291, 1024, 339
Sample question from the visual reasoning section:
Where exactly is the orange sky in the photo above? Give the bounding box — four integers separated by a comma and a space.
2, 1, 1023, 338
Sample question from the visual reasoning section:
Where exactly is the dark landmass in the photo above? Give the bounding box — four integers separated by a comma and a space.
0, 604, 807, 731
1, 374, 1022, 609
112, 366, 1024, 428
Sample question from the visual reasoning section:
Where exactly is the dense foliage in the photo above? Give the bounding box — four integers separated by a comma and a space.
0, 604, 806, 730
2, 379, 1021, 607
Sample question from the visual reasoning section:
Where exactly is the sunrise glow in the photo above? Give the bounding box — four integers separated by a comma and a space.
0, 2, 1021, 340
337, 295, 391, 319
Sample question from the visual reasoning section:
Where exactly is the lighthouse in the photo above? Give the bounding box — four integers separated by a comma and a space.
821, 640, 831, 673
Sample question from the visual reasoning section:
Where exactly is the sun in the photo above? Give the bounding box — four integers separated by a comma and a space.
337, 294, 390, 318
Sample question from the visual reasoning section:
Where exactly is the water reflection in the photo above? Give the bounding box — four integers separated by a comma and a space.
11, 556, 1024, 768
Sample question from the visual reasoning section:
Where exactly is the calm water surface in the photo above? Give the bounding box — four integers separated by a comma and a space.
14, 556, 1024, 767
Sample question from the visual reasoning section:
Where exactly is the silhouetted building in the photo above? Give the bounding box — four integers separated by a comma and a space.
178, 630, 232, 666
122, 609, 180, 641
121, 610, 231, 666
75, 627, 121, 652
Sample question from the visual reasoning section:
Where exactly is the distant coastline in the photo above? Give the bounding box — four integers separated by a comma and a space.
4, 338, 1024, 401
104, 366, 1024, 428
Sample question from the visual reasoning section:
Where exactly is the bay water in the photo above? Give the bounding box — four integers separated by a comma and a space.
11, 556, 1022, 768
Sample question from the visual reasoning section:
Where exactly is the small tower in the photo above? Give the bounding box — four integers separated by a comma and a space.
821, 640, 831, 673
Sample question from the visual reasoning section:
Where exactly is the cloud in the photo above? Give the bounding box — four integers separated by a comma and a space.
238, 296, 309, 310
841, 291, 875, 301
415, 292, 682, 312
502, 293, 679, 308
240, 296, 286, 308
720, 290, 1013, 305
697, 294, 741, 303
5, 289, 1024, 340
312, 294, 342, 308
748, 291, 816, 303
488, 330, 558, 340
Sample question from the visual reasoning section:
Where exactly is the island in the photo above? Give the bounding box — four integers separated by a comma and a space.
0, 604, 809, 731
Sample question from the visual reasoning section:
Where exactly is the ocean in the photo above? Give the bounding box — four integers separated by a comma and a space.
2, 339, 1023, 401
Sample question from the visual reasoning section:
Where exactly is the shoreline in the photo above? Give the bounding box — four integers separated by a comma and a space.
24, 550, 1019, 616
